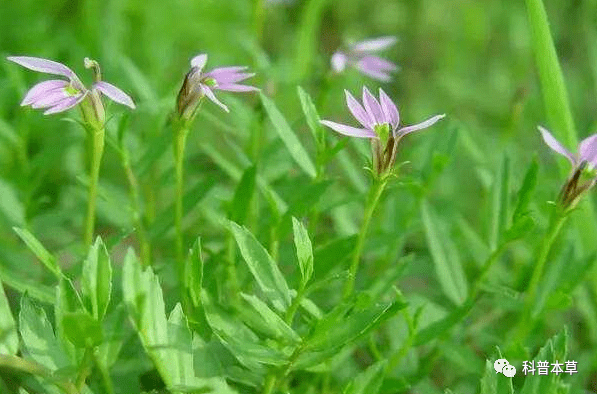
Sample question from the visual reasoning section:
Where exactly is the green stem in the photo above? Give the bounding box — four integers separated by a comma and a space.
254, 0, 265, 44
91, 347, 115, 394
122, 149, 151, 265
342, 178, 387, 299
514, 210, 568, 343
85, 126, 105, 248
174, 124, 189, 273
285, 280, 306, 325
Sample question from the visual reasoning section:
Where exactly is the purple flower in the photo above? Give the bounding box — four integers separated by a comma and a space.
321, 87, 445, 139
321, 87, 445, 176
176, 53, 258, 117
539, 126, 597, 208
331, 37, 399, 82
7, 56, 135, 116
539, 126, 597, 169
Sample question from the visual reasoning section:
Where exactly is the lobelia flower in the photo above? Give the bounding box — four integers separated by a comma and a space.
176, 53, 258, 120
7, 56, 135, 126
331, 36, 399, 82
539, 126, 597, 209
321, 87, 445, 177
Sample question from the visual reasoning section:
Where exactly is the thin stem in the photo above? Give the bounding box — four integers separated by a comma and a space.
174, 124, 189, 273
85, 126, 105, 248
122, 149, 151, 265
342, 178, 387, 299
513, 210, 568, 343
253, 0, 265, 45
285, 280, 306, 325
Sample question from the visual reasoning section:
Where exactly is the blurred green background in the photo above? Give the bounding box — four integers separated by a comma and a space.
2, 0, 597, 392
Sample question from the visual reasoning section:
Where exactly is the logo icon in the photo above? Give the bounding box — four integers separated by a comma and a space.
494, 358, 516, 377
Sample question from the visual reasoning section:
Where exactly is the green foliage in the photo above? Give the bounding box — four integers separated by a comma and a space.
1, 0, 597, 392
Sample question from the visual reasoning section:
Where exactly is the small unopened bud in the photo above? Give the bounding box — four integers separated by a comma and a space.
176, 67, 204, 121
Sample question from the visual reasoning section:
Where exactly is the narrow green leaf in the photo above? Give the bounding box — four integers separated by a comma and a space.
19, 296, 71, 371
167, 303, 195, 387
82, 237, 112, 320
239, 293, 301, 344
343, 360, 386, 394
297, 86, 323, 145
13, 227, 60, 277
513, 157, 538, 221
421, 201, 468, 305
0, 281, 18, 355
490, 155, 510, 249
260, 93, 317, 178
203, 291, 288, 370
184, 238, 204, 308
229, 165, 257, 225
229, 221, 291, 312
292, 217, 314, 286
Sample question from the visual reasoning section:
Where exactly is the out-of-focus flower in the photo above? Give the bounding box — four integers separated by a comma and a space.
539, 126, 597, 208
331, 37, 399, 82
321, 87, 445, 176
7, 56, 135, 121
176, 54, 258, 119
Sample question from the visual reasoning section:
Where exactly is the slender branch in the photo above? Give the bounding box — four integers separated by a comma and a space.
173, 124, 189, 274
0, 354, 78, 394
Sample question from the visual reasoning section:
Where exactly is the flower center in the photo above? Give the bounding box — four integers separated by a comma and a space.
203, 77, 217, 87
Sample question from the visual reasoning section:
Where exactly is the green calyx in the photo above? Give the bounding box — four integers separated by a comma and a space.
374, 123, 391, 146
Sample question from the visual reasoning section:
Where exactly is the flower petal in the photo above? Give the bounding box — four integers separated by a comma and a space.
7, 56, 75, 79
93, 81, 136, 109
21, 80, 69, 106
43, 93, 86, 115
320, 120, 376, 138
210, 71, 255, 85
216, 83, 259, 92
30, 88, 72, 109
579, 134, 597, 168
331, 52, 347, 72
538, 126, 576, 165
352, 36, 398, 53
190, 54, 208, 70
201, 85, 229, 112
398, 114, 446, 136
205, 66, 249, 75
362, 87, 384, 125
356, 67, 392, 82
344, 89, 373, 129
378, 88, 399, 129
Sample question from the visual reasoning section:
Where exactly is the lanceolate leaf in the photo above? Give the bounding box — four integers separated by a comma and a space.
13, 227, 60, 278
82, 237, 112, 320
19, 296, 71, 371
260, 93, 317, 178
229, 221, 291, 312
292, 217, 314, 286
0, 281, 18, 355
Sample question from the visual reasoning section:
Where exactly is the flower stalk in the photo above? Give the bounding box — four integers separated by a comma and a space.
342, 176, 388, 299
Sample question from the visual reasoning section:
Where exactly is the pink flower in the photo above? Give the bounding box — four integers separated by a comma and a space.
331, 37, 399, 82
321, 87, 444, 140
177, 53, 258, 117
7, 56, 135, 115
321, 87, 444, 176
